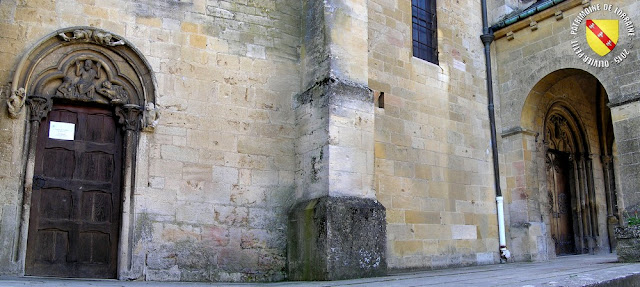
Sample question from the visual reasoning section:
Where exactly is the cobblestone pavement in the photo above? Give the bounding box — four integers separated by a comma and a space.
0, 254, 638, 287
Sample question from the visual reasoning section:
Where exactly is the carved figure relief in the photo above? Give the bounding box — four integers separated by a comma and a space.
58, 29, 125, 46
545, 114, 573, 153
7, 87, 26, 118
76, 59, 100, 98
144, 102, 160, 131
55, 59, 129, 104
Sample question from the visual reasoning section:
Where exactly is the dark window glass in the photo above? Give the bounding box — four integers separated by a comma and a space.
412, 0, 438, 64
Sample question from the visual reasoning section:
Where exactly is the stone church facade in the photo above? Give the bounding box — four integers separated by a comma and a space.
0, 0, 637, 282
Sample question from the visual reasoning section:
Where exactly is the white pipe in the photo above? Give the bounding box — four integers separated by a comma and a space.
496, 196, 511, 261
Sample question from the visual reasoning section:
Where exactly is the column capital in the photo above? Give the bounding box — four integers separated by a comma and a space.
26, 96, 52, 122
116, 104, 143, 131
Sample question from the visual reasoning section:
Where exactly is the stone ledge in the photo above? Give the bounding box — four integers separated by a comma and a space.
294, 77, 372, 109
609, 92, 640, 108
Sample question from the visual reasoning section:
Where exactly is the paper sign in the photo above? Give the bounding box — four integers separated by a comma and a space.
49, 121, 75, 141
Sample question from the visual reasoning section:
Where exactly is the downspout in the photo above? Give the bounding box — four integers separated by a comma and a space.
481, 0, 511, 263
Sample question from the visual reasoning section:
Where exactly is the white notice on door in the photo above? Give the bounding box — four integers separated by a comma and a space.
49, 121, 75, 141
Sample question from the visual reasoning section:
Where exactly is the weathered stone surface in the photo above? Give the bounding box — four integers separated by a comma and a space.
294, 77, 375, 201
615, 226, 640, 263
0, 0, 299, 282
1, 0, 638, 282
288, 196, 386, 280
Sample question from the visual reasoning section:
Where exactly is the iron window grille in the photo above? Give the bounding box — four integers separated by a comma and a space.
412, 0, 438, 64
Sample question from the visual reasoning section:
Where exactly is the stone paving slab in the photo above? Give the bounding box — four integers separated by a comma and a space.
0, 254, 638, 287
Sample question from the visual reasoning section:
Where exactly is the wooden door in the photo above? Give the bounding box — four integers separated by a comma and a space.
25, 104, 122, 278
547, 151, 576, 255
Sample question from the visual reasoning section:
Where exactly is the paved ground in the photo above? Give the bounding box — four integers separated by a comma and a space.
0, 254, 638, 287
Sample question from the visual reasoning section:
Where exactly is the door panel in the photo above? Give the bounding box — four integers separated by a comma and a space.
26, 104, 122, 278
547, 151, 576, 255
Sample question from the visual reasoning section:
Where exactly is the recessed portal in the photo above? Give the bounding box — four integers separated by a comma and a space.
519, 69, 618, 258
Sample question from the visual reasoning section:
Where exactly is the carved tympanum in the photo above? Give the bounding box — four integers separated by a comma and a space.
546, 114, 573, 153
58, 29, 125, 47
56, 59, 129, 104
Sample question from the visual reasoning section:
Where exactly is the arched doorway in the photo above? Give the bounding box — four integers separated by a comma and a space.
506, 68, 618, 260
10, 27, 157, 278
543, 104, 593, 255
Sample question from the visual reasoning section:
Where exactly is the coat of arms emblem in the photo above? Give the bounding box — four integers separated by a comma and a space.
586, 19, 619, 56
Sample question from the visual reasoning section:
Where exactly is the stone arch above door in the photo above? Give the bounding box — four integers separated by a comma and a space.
500, 63, 618, 134
9, 27, 157, 279
518, 69, 598, 138
9, 26, 158, 129
543, 103, 590, 155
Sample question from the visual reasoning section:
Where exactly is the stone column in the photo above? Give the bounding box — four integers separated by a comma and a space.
601, 155, 618, 251
115, 104, 142, 277
288, 0, 386, 280
18, 96, 52, 270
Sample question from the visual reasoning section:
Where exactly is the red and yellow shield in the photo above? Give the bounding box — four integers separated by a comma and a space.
586, 19, 619, 56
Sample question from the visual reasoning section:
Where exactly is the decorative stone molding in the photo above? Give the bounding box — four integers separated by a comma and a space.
26, 96, 52, 123
58, 28, 125, 47
12, 26, 157, 117
492, 0, 582, 40
500, 126, 538, 138
546, 114, 573, 153
7, 87, 26, 118
116, 104, 143, 131
609, 92, 640, 108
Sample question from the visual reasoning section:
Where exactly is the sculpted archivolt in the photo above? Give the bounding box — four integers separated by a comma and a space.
8, 27, 159, 130
58, 29, 125, 47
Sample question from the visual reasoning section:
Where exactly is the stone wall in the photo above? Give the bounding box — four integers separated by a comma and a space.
0, 0, 301, 282
2, 0, 638, 282
368, 0, 499, 269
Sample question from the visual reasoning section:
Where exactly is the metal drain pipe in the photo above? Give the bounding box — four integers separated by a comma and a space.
480, 0, 511, 262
